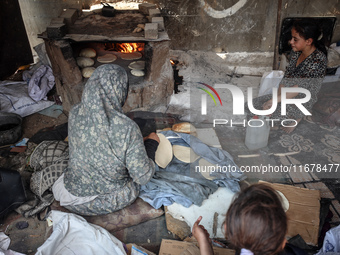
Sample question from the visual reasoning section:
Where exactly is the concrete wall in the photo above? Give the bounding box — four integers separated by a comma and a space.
156, 0, 278, 52
18, 0, 82, 61
153, 0, 340, 52
19, 0, 340, 54
18, 0, 340, 67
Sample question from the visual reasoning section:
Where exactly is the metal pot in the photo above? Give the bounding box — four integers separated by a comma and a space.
0, 112, 22, 146
101, 3, 115, 17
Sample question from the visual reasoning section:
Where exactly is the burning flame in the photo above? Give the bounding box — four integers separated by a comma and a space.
170, 59, 175, 65
116, 43, 143, 53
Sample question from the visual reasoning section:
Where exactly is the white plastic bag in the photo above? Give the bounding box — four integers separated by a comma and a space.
36, 211, 127, 255
258, 70, 284, 97
316, 225, 340, 255
0, 81, 54, 117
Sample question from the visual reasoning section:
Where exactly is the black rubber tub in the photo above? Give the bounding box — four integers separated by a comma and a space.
0, 112, 22, 146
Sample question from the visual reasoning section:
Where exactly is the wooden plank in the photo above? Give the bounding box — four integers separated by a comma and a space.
44, 39, 83, 112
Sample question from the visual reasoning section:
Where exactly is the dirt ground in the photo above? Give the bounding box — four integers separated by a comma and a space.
21, 112, 68, 139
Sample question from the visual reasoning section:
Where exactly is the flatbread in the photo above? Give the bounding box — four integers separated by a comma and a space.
173, 145, 199, 163
120, 52, 142, 60
82, 67, 96, 78
155, 133, 173, 169
276, 190, 289, 212
198, 158, 216, 180
97, 54, 117, 63
131, 69, 145, 77
76, 57, 94, 68
128, 61, 145, 70
79, 48, 96, 58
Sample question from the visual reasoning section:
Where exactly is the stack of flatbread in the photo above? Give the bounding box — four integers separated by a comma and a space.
128, 60, 145, 77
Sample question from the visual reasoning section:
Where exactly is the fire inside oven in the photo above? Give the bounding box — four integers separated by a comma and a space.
105, 42, 144, 53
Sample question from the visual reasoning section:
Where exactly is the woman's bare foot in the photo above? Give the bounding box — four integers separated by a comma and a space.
281, 118, 302, 134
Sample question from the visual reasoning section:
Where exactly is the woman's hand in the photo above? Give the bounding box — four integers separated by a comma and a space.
143, 132, 160, 143
262, 99, 273, 110
192, 216, 214, 255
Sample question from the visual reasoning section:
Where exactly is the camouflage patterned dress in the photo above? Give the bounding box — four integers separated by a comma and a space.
62, 64, 155, 216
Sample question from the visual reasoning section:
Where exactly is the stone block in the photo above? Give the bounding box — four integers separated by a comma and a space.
149, 8, 161, 17
145, 23, 158, 40
152, 17, 164, 31
59, 9, 78, 27
138, 3, 156, 15
164, 208, 191, 240
47, 24, 67, 38
50, 17, 65, 25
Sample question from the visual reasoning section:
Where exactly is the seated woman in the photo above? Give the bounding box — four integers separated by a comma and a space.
52, 64, 159, 216
248, 19, 327, 133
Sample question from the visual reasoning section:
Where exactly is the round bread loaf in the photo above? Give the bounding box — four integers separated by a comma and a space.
82, 67, 96, 78
121, 52, 142, 60
97, 54, 117, 63
131, 69, 145, 77
173, 145, 199, 163
199, 158, 216, 180
172, 122, 196, 134
155, 133, 173, 169
79, 48, 96, 58
128, 61, 145, 70
77, 57, 94, 68
276, 190, 289, 212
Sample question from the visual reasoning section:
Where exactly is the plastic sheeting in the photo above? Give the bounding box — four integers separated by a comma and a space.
0, 81, 54, 117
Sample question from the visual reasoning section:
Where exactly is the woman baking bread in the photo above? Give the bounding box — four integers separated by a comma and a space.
52, 64, 159, 216
248, 19, 327, 133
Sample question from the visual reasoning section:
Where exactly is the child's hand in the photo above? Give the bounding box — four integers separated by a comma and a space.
192, 216, 214, 255
192, 216, 210, 243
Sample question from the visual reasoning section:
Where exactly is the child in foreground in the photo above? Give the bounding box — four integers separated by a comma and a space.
192, 184, 287, 255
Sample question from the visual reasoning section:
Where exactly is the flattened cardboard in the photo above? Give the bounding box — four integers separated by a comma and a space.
159, 239, 235, 255
260, 181, 321, 245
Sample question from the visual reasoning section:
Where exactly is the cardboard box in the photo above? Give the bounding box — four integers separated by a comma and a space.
159, 239, 235, 255
126, 243, 156, 255
260, 181, 321, 245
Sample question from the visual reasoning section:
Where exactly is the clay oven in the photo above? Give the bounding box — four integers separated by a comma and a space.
42, 4, 174, 112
